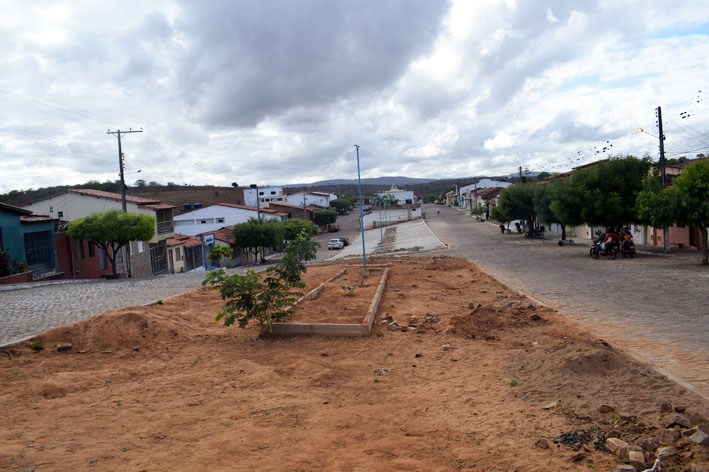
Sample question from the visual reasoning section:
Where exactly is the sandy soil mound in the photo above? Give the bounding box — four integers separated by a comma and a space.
36, 287, 220, 352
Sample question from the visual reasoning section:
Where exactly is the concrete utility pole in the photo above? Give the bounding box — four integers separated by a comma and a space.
107, 129, 142, 212
107, 128, 142, 277
354, 145, 366, 269
657, 106, 670, 253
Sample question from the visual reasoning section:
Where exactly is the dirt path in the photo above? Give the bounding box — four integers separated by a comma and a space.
1, 257, 708, 471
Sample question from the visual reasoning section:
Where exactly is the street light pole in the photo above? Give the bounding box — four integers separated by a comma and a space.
657, 106, 670, 253
355, 145, 366, 269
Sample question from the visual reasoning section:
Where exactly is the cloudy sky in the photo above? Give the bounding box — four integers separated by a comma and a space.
0, 0, 708, 192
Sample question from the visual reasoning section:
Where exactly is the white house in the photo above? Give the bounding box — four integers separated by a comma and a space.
375, 184, 414, 205
22, 188, 176, 276
243, 186, 286, 208
284, 191, 335, 209
458, 179, 512, 208
173, 203, 287, 236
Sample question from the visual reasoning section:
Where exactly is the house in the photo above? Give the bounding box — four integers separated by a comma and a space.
0, 202, 59, 283
284, 191, 335, 209
243, 186, 287, 208
166, 234, 205, 273
267, 202, 322, 222
375, 184, 414, 205
362, 203, 421, 229
22, 189, 176, 277
173, 203, 287, 237
459, 179, 512, 208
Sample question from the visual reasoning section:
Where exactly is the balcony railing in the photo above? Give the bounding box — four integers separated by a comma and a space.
157, 220, 174, 234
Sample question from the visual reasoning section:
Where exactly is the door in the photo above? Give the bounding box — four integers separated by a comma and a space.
168, 249, 174, 273
23, 230, 54, 274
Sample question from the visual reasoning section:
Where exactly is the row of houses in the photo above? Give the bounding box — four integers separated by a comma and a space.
446, 160, 706, 251
0, 186, 344, 284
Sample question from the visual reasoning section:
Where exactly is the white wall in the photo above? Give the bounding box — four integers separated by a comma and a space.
362, 207, 421, 229
285, 192, 330, 208
173, 204, 279, 236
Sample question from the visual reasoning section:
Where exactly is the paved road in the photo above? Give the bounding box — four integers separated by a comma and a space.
426, 204, 709, 398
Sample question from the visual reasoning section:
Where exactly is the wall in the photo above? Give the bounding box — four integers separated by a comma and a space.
0, 209, 27, 266
362, 207, 421, 229
285, 193, 329, 208
173, 205, 279, 236
128, 241, 153, 277
56, 233, 114, 279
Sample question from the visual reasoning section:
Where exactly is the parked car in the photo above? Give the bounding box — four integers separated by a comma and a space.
328, 238, 345, 250
338, 237, 350, 246
329, 225, 340, 232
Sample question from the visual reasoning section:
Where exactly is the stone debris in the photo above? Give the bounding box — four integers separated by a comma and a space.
599, 403, 616, 414
665, 413, 692, 429
616, 465, 635, 472
689, 429, 709, 446
627, 450, 645, 470
56, 343, 72, 352
606, 438, 629, 455
655, 446, 676, 458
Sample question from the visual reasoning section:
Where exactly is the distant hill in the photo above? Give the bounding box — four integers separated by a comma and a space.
292, 176, 438, 187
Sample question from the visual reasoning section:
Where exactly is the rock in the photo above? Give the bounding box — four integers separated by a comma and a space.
606, 438, 629, 456
627, 450, 645, 470
535, 438, 550, 449
616, 465, 635, 472
674, 404, 687, 413
399, 327, 408, 332
542, 401, 559, 410
655, 446, 676, 458
599, 403, 616, 414
387, 322, 399, 332
450, 357, 458, 362
480, 289, 487, 294
414, 353, 422, 358
689, 429, 709, 446
442, 344, 451, 351
568, 452, 585, 462
659, 401, 673, 413
431, 296, 437, 300
638, 437, 659, 453
662, 428, 681, 443
529, 314, 541, 321
468, 302, 476, 309
56, 344, 72, 352
666, 413, 692, 429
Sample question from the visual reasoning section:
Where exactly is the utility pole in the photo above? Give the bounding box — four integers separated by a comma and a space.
107, 128, 142, 277
355, 145, 366, 269
657, 106, 670, 253
107, 129, 142, 212
303, 191, 307, 221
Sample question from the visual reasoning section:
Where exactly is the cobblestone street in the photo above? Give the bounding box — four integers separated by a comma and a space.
0, 267, 269, 347
426, 204, 709, 398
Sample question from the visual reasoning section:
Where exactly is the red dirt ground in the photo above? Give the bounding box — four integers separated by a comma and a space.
1, 256, 707, 472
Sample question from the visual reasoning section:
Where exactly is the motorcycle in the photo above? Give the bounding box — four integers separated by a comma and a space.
590, 241, 617, 260
620, 242, 636, 258
524, 226, 545, 239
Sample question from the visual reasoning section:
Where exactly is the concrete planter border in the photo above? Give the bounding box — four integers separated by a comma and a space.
267, 267, 389, 337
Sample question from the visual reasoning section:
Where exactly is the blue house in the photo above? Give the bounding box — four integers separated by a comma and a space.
0, 202, 58, 278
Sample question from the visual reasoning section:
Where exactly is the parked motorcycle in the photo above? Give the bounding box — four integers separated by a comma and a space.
590, 241, 617, 260
524, 226, 545, 239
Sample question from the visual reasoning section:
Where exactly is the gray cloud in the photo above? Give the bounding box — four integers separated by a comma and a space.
174, 0, 449, 128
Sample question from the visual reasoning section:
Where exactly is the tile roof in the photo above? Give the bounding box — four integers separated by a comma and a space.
0, 202, 33, 215
68, 189, 161, 205
141, 203, 177, 210
20, 215, 56, 223
167, 234, 203, 248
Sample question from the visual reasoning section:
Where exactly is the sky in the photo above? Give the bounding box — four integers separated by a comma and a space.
0, 0, 708, 193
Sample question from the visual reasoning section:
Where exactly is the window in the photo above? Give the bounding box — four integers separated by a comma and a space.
216, 218, 225, 223
138, 241, 144, 253
88, 243, 96, 258
270, 191, 276, 195
58, 211, 63, 218
99, 246, 107, 270
175, 247, 181, 261
259, 191, 264, 196
76, 240, 84, 260
200, 220, 208, 224
156, 209, 174, 234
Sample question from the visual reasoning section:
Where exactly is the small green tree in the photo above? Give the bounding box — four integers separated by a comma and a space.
638, 160, 709, 264
67, 210, 155, 277
208, 245, 234, 267
281, 218, 315, 241
203, 231, 318, 331
313, 209, 337, 229
329, 198, 350, 215
232, 218, 284, 262
495, 184, 536, 229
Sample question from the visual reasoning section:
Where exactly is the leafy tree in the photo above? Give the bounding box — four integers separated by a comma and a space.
329, 198, 350, 215
231, 182, 238, 188
232, 218, 284, 262
549, 178, 587, 231
67, 210, 155, 277
638, 160, 709, 264
134, 179, 146, 187
281, 218, 315, 241
208, 245, 234, 267
373, 193, 396, 207
313, 209, 337, 228
495, 183, 536, 229
203, 230, 318, 332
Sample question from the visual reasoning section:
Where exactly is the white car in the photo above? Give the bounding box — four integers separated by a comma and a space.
328, 238, 345, 250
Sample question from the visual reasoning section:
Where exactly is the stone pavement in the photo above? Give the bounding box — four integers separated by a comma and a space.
426, 204, 709, 399
0, 265, 273, 348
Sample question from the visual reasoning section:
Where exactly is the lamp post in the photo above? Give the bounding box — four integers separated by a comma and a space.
355, 145, 366, 269
379, 195, 384, 250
